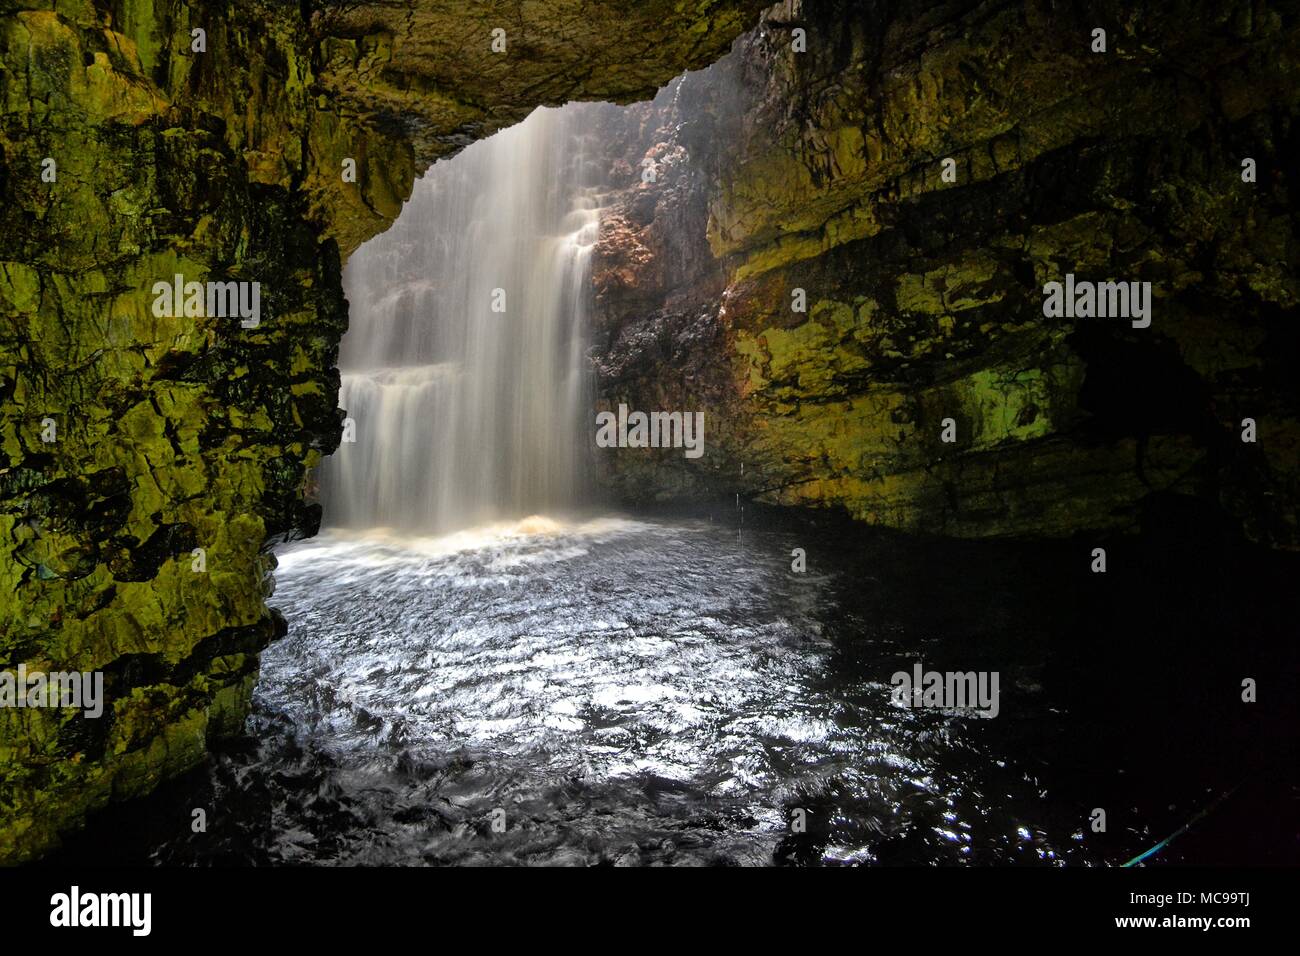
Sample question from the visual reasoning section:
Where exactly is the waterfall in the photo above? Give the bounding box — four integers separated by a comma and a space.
321, 106, 599, 533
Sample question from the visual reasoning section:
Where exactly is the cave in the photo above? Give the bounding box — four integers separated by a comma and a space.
0, 0, 1297, 903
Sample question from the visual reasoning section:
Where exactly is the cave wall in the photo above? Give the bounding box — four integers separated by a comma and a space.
591, 0, 1300, 544
2, 0, 1296, 866
0, 0, 764, 864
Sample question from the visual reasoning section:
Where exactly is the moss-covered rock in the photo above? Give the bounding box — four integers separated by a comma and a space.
0, 0, 763, 863
590, 0, 1300, 545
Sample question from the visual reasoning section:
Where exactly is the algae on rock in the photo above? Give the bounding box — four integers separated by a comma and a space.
589, 0, 1300, 546
0, 0, 764, 863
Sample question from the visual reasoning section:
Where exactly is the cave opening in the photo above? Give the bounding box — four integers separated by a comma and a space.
321, 103, 603, 535
118, 72, 1289, 866
23, 2, 1298, 875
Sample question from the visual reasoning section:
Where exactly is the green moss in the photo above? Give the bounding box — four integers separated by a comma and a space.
0, 0, 764, 862
959, 366, 1057, 446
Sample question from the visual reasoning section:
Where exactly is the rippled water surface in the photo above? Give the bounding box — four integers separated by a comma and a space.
52, 511, 1297, 867
257, 515, 1064, 866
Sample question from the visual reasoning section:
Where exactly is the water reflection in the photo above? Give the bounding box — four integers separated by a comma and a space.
226, 515, 1078, 865
49, 509, 1295, 867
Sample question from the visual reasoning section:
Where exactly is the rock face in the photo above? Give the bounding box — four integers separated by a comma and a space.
1, 0, 1296, 865
590, 0, 1300, 545
0, 0, 764, 864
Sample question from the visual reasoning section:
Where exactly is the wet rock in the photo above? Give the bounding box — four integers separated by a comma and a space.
0, 0, 763, 863
588, 0, 1300, 544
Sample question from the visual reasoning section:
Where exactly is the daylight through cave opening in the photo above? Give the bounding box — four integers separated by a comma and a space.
6, 0, 1296, 875
320, 105, 604, 534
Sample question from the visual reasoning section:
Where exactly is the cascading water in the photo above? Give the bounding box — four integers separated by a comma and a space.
60, 98, 1279, 872
321, 105, 599, 533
